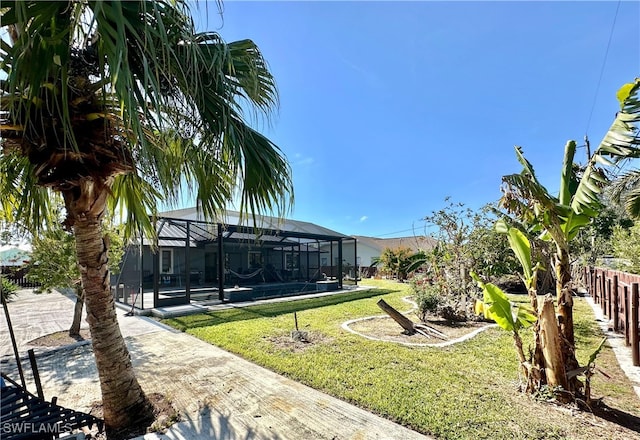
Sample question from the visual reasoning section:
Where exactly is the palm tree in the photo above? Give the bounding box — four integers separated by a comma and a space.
0, 0, 293, 433
610, 169, 640, 218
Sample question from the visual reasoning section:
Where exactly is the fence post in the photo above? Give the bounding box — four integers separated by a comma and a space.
624, 285, 630, 346
613, 275, 619, 331
607, 277, 612, 318
632, 284, 639, 367
601, 272, 607, 314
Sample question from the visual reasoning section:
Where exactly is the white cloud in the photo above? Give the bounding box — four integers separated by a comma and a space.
293, 153, 314, 166
359, 216, 368, 222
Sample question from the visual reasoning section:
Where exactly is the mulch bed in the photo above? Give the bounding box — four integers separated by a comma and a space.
28, 329, 91, 347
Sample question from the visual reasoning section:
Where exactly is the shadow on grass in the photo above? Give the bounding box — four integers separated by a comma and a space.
164, 288, 394, 330
592, 401, 640, 433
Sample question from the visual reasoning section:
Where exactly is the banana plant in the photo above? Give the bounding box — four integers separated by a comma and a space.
501, 140, 606, 384
606, 79, 640, 218
471, 271, 536, 381
472, 274, 537, 333
498, 79, 640, 395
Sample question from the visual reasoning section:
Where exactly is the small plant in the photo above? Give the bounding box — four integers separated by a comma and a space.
1, 275, 18, 302
568, 337, 608, 406
437, 303, 468, 322
410, 275, 471, 322
411, 276, 441, 320
472, 272, 537, 383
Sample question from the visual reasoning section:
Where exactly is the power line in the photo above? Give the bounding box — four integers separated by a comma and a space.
374, 227, 422, 238
584, 0, 621, 136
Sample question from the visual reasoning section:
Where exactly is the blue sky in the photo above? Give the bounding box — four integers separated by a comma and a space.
193, 1, 639, 238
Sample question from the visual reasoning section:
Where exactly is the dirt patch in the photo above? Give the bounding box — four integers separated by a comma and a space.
28, 329, 91, 347
88, 392, 180, 440
347, 315, 490, 344
503, 393, 640, 440
267, 331, 334, 353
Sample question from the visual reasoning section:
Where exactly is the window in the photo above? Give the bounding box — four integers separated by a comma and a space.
321, 257, 328, 266
160, 249, 173, 274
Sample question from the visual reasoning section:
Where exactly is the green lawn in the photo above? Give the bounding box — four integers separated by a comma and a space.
163, 279, 639, 440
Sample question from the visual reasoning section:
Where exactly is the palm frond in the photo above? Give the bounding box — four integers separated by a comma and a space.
108, 173, 161, 242
1, 0, 293, 236
610, 169, 640, 218
0, 150, 53, 231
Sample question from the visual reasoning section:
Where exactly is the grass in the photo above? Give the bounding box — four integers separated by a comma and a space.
163, 279, 640, 439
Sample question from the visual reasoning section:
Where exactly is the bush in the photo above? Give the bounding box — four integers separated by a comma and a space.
1, 275, 18, 302
410, 276, 443, 321
410, 275, 481, 322
437, 304, 468, 322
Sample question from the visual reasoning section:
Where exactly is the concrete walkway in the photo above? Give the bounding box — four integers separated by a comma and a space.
1, 289, 431, 439
586, 296, 640, 399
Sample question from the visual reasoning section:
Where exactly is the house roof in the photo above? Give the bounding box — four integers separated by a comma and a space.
353, 235, 437, 253
146, 207, 350, 246
0, 247, 30, 267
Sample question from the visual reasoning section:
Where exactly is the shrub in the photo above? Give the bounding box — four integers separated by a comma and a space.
1, 275, 18, 302
410, 276, 442, 321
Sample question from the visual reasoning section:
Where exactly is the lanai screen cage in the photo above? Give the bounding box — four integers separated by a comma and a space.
112, 208, 357, 310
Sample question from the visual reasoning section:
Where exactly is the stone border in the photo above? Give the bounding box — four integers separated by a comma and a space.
341, 296, 496, 347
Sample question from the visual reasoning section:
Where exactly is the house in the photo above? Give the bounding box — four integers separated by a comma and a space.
113, 208, 357, 310
0, 245, 33, 288
349, 235, 437, 276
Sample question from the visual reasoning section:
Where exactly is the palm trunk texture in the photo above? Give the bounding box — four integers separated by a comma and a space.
70, 181, 153, 432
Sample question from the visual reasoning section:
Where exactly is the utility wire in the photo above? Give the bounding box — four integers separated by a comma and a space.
375, 227, 420, 237
584, 0, 621, 136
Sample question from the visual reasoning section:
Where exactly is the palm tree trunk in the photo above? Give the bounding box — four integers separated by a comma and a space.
69, 285, 84, 337
71, 184, 153, 432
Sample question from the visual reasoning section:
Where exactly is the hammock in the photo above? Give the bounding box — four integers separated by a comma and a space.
226, 268, 263, 280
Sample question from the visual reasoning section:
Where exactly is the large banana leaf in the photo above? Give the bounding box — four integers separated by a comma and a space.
496, 219, 533, 286
471, 272, 536, 332
572, 79, 640, 215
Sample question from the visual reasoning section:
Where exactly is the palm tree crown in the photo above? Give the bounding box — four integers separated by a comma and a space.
1, 0, 293, 235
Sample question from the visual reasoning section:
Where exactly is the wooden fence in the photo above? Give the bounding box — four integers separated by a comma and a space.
584, 267, 639, 366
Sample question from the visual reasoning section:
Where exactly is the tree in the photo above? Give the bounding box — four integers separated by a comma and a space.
571, 190, 633, 266
0, 1, 293, 433
27, 217, 124, 337
408, 200, 519, 321
612, 223, 640, 273
376, 246, 413, 281
495, 79, 640, 399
